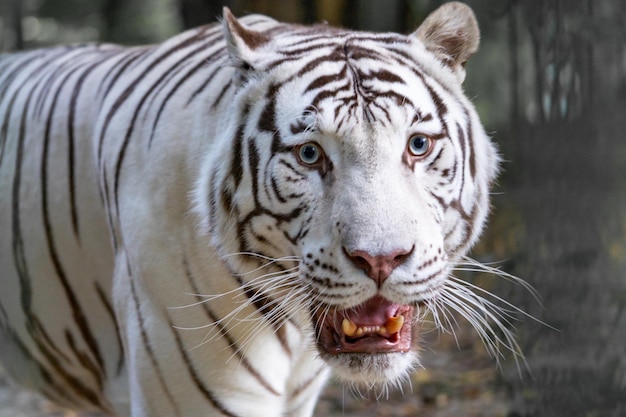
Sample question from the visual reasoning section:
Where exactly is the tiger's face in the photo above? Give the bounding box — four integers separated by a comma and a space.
201, 3, 499, 386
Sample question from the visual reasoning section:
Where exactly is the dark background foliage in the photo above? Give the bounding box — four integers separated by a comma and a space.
1, 1, 625, 416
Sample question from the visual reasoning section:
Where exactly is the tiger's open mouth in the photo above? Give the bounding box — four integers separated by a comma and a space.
315, 295, 413, 354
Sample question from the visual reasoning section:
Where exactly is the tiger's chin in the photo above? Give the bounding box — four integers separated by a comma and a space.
321, 351, 420, 387
314, 295, 421, 386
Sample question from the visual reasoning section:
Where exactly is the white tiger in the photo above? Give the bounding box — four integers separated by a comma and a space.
0, 2, 509, 416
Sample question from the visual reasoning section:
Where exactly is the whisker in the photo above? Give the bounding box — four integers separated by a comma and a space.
448, 276, 554, 330
438, 281, 528, 374
225, 286, 312, 362
168, 264, 301, 310
457, 255, 542, 303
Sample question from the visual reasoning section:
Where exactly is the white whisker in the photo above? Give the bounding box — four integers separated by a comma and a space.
438, 281, 528, 373
418, 256, 550, 376
457, 255, 542, 302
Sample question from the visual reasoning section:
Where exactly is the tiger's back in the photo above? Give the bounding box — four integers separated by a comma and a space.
0, 43, 121, 409
0, 4, 506, 417
0, 19, 265, 412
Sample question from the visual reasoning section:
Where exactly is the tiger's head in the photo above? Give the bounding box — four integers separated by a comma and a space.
196, 2, 500, 387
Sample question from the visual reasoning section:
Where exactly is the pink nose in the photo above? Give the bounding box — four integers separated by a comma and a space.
344, 246, 414, 286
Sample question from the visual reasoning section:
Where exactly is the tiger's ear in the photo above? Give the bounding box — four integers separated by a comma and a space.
413, 2, 479, 82
222, 7, 270, 84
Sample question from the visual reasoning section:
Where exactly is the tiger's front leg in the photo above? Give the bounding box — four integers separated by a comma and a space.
112, 250, 329, 417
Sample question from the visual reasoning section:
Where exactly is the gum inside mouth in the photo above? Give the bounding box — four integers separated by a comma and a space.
316, 295, 413, 354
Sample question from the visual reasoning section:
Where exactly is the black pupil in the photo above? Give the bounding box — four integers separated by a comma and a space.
413, 136, 426, 151
302, 145, 317, 161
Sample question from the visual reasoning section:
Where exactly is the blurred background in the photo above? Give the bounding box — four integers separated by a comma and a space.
1, 0, 625, 416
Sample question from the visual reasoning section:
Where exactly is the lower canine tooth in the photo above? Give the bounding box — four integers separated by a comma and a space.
385, 315, 405, 334
342, 318, 357, 337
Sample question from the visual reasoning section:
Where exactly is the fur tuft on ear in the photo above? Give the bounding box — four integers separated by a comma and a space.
222, 7, 270, 82
414, 2, 479, 81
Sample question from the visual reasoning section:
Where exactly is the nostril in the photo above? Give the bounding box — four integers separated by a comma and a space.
393, 247, 414, 265
350, 254, 372, 274
343, 248, 369, 271
343, 246, 414, 286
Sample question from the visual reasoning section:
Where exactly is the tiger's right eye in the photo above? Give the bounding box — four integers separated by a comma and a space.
296, 142, 324, 166
407, 134, 433, 157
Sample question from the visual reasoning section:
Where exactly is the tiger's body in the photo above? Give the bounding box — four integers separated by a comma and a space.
0, 3, 504, 416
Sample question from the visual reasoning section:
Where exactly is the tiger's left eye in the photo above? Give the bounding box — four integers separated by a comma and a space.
296, 142, 323, 166
407, 134, 433, 157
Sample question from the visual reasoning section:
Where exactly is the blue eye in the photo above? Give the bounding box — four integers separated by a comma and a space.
297, 142, 323, 165
408, 135, 432, 157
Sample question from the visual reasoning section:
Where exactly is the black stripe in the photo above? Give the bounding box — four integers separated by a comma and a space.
94, 282, 125, 377
0, 314, 78, 407
29, 320, 105, 410
242, 287, 293, 358
465, 110, 476, 179
278, 38, 345, 58
219, 259, 296, 359
98, 48, 148, 100
31, 48, 95, 118
110, 29, 213, 215
101, 165, 118, 250
257, 83, 279, 133
12, 74, 44, 325
310, 79, 351, 110
270, 174, 287, 203
148, 40, 224, 147
64, 329, 104, 391
0, 50, 68, 168
288, 366, 326, 407
185, 54, 228, 106
0, 52, 46, 97
129, 278, 181, 414
97, 27, 210, 170
168, 320, 242, 417
230, 105, 249, 188
304, 73, 341, 93
67, 52, 119, 238
211, 80, 234, 109
362, 68, 405, 84
41, 64, 107, 380
445, 206, 478, 256
182, 258, 281, 396
296, 47, 345, 79
235, 136, 309, 256
399, 269, 443, 286
30, 313, 74, 366
427, 147, 445, 171
283, 32, 348, 49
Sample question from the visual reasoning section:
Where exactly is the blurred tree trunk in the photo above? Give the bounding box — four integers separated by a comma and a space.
341, 0, 407, 32
508, 0, 520, 131
302, 0, 317, 23
523, 0, 597, 124
526, 2, 547, 124
9, 0, 23, 50
317, 0, 345, 26
101, 0, 124, 42
101, 0, 181, 44
179, 0, 233, 29
582, 0, 594, 112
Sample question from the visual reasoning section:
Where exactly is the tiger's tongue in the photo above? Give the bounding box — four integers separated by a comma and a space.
345, 295, 401, 326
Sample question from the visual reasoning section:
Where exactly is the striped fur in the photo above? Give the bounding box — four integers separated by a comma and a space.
0, 3, 505, 416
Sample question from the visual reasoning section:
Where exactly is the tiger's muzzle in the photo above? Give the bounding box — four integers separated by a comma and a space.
315, 295, 414, 354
